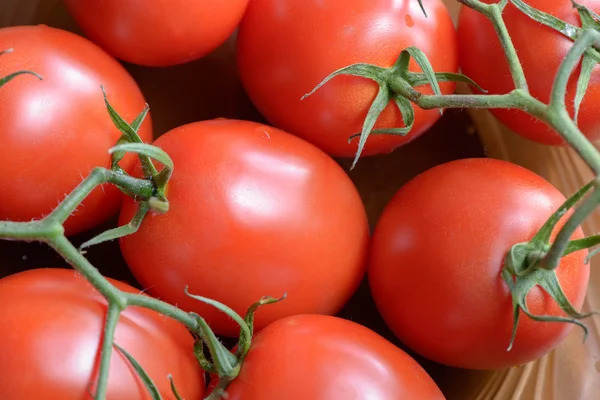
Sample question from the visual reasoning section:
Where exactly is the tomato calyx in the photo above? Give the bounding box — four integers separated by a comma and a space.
501, 241, 594, 351
183, 290, 287, 399
78, 94, 175, 251
501, 180, 600, 351
302, 48, 484, 169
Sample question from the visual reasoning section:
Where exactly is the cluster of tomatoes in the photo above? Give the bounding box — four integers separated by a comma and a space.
0, 0, 597, 399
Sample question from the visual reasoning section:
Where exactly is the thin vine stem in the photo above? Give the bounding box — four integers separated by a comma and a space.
50, 235, 128, 308
2, 1, 600, 399
461, 0, 530, 92
95, 303, 122, 400
46, 167, 154, 225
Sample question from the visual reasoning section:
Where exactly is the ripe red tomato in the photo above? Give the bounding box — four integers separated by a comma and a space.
217, 315, 445, 399
0, 268, 204, 399
64, 0, 249, 67
457, 0, 600, 145
119, 119, 369, 337
368, 158, 590, 370
0, 25, 152, 235
236, 0, 459, 158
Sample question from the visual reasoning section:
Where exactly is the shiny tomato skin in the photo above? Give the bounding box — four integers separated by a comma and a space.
236, 0, 458, 158
368, 158, 589, 370
119, 119, 369, 337
457, 0, 600, 145
0, 25, 152, 235
64, 0, 249, 67
0, 268, 204, 400
220, 315, 445, 399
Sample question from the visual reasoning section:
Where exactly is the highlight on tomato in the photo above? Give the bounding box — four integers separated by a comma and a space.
64, 0, 250, 67
212, 314, 446, 400
119, 119, 370, 337
236, 0, 459, 159
457, 0, 600, 145
368, 158, 590, 370
0, 25, 153, 236
0, 268, 204, 400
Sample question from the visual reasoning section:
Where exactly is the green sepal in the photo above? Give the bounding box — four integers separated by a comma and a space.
406, 72, 488, 93
236, 294, 287, 358
168, 375, 184, 400
0, 70, 42, 89
349, 96, 415, 141
301, 63, 387, 101
404, 47, 442, 100
530, 180, 594, 246
108, 143, 173, 181
101, 86, 158, 178
114, 344, 163, 400
79, 202, 150, 251
0, 49, 43, 88
511, 0, 600, 61
501, 258, 594, 351
416, 0, 427, 17
573, 53, 595, 123
572, 1, 600, 25
184, 286, 251, 343
193, 338, 217, 374
350, 83, 392, 169
111, 105, 150, 170
190, 312, 239, 378
511, 0, 582, 41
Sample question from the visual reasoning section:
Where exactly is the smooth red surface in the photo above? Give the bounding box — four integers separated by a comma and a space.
369, 158, 590, 370
458, 0, 600, 145
0, 25, 152, 235
221, 315, 446, 399
236, 0, 458, 158
0, 268, 204, 400
119, 119, 370, 337
64, 0, 249, 67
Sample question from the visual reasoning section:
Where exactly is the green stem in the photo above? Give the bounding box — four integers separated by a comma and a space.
205, 378, 233, 400
125, 293, 200, 332
545, 109, 600, 174
408, 89, 539, 111
95, 302, 122, 400
50, 235, 128, 308
542, 182, 600, 269
547, 29, 600, 174
0, 220, 62, 241
50, 236, 201, 332
485, 1, 529, 91
457, 0, 492, 13
46, 167, 154, 225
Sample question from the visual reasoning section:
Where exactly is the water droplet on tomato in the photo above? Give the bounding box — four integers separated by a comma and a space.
405, 14, 414, 27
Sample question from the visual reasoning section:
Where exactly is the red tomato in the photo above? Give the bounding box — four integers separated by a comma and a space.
119, 119, 369, 337
236, 0, 458, 158
457, 0, 600, 145
0, 25, 152, 235
216, 315, 445, 399
368, 158, 589, 370
0, 268, 204, 399
64, 0, 249, 67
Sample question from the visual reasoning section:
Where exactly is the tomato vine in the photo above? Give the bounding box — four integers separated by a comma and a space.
2, 0, 600, 398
